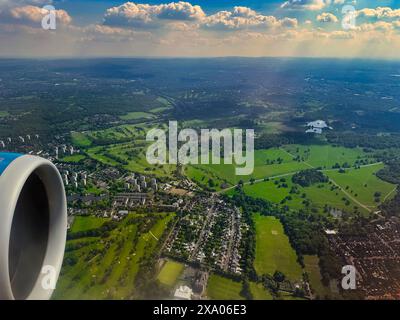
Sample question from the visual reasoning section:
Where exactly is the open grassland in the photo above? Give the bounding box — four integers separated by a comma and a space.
223, 145, 393, 215
303, 255, 331, 299
186, 144, 372, 190
157, 260, 185, 288
186, 148, 310, 189
326, 164, 396, 208
253, 214, 303, 282
70, 216, 109, 233
206, 274, 244, 300
54, 213, 174, 300
228, 174, 369, 215
283, 144, 372, 168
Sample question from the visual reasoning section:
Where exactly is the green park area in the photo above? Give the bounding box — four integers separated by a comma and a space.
253, 214, 303, 282
54, 213, 174, 300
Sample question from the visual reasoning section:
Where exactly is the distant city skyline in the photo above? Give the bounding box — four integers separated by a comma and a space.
0, 0, 400, 58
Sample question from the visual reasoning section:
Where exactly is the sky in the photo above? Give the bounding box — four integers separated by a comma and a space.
0, 0, 400, 58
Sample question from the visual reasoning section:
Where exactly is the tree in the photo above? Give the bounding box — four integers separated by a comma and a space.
273, 271, 286, 283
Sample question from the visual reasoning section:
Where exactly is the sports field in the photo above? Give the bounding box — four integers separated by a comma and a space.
253, 214, 303, 282
70, 216, 109, 233
157, 260, 185, 287
206, 274, 244, 300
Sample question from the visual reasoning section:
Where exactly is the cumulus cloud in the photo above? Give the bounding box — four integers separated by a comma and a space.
0, 5, 71, 26
317, 12, 338, 23
103, 3, 297, 31
356, 7, 400, 19
103, 1, 205, 28
281, 0, 328, 11
0, 0, 51, 9
201, 7, 298, 31
281, 0, 346, 11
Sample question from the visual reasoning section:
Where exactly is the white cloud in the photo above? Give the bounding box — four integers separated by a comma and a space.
201, 8, 298, 31
0, 5, 71, 26
281, 0, 328, 11
356, 7, 400, 19
280, 0, 346, 11
0, 0, 51, 9
317, 12, 338, 23
103, 1, 205, 28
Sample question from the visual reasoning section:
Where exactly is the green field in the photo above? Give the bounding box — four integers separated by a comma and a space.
186, 144, 373, 190
326, 164, 396, 208
60, 154, 86, 163
157, 260, 185, 287
253, 214, 303, 282
70, 216, 109, 233
54, 213, 175, 300
233, 176, 367, 214
71, 132, 92, 147
283, 144, 371, 168
186, 147, 310, 189
303, 255, 330, 299
120, 112, 155, 120
249, 282, 273, 300
206, 274, 244, 300
225, 154, 395, 215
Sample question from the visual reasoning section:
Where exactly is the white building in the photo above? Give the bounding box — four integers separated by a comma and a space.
306, 120, 332, 134
174, 286, 193, 300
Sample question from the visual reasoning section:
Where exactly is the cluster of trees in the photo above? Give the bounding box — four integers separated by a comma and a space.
377, 161, 400, 185
255, 132, 319, 150
292, 169, 329, 187
381, 189, 400, 217
326, 132, 400, 149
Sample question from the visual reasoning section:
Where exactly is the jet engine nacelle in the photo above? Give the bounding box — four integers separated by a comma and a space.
0, 153, 67, 300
